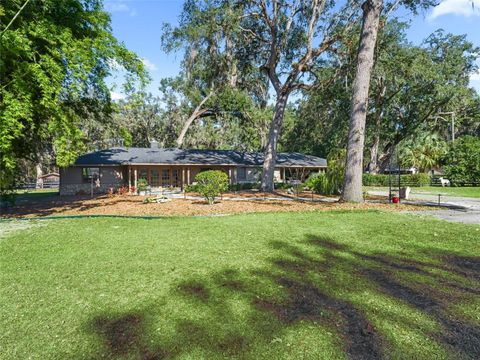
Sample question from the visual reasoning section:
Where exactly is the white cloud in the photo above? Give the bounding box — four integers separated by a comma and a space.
104, 2, 136, 16
429, 0, 480, 20
110, 91, 126, 101
141, 58, 158, 71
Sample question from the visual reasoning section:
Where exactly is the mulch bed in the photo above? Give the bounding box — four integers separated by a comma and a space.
1, 192, 429, 218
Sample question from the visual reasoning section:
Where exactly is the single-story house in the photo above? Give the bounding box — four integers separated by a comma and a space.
59, 142, 327, 195
36, 172, 60, 189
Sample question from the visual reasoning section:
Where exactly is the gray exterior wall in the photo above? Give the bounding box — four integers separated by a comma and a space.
60, 164, 326, 195
60, 166, 126, 195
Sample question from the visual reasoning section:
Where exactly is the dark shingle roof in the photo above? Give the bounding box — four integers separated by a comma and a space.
74, 148, 327, 167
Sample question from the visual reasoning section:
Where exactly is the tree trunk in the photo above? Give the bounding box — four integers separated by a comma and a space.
340, 0, 383, 202
377, 143, 396, 173
368, 134, 380, 173
368, 109, 382, 173
175, 91, 213, 148
225, 35, 237, 87
261, 92, 289, 192
35, 162, 43, 189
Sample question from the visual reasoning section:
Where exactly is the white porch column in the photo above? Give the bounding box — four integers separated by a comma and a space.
128, 166, 132, 193
181, 168, 185, 190
134, 168, 138, 191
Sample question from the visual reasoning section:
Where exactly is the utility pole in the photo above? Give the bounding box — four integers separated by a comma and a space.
432, 111, 455, 143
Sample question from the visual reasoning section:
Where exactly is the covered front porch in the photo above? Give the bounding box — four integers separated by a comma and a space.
126, 165, 325, 192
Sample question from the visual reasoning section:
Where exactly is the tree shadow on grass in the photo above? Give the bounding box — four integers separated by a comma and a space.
86, 235, 480, 359
90, 313, 169, 360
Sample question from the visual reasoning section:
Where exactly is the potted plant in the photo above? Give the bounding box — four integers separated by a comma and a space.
137, 178, 148, 196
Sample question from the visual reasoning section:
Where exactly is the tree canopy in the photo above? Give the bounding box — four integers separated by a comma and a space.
1, 0, 479, 193
0, 0, 146, 189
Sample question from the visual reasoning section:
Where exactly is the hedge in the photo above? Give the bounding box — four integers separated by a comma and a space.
363, 173, 430, 187
187, 182, 291, 192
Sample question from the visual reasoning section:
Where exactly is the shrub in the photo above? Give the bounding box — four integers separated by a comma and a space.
0, 189, 16, 208
184, 184, 199, 193
228, 182, 260, 191
408, 173, 430, 187
195, 170, 229, 205
306, 172, 342, 195
273, 182, 290, 190
306, 149, 345, 196
443, 136, 480, 186
117, 186, 134, 195
137, 178, 148, 192
362, 173, 389, 186
362, 173, 431, 187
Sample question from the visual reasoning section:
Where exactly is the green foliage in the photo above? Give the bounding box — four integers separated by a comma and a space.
137, 178, 148, 192
362, 173, 431, 187
306, 173, 335, 195
306, 151, 345, 196
119, 128, 133, 147
443, 136, 480, 185
285, 20, 480, 166
228, 182, 261, 191
113, 92, 168, 148
399, 133, 447, 172
362, 174, 388, 186
184, 183, 199, 193
0, 188, 16, 208
0, 0, 146, 188
195, 170, 229, 204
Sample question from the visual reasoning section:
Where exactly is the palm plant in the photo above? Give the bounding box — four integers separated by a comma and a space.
399, 133, 447, 172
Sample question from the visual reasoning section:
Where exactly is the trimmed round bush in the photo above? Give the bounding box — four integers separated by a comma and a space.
195, 170, 229, 205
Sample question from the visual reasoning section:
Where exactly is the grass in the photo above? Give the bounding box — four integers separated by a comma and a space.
365, 186, 480, 198
13, 189, 59, 201
413, 186, 480, 198
1, 211, 479, 359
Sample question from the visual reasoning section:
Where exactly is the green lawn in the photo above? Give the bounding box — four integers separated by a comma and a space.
365, 186, 480, 198
413, 186, 480, 198
13, 189, 59, 201
1, 211, 479, 359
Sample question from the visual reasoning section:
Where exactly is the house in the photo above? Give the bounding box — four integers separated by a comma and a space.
59, 142, 327, 195
36, 172, 60, 189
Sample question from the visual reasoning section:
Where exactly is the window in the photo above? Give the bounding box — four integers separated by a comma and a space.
82, 168, 99, 183
162, 169, 170, 187
139, 169, 148, 185
150, 169, 159, 186
172, 169, 180, 187
237, 167, 246, 181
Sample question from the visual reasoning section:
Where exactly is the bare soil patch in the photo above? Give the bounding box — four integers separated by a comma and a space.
2, 192, 427, 218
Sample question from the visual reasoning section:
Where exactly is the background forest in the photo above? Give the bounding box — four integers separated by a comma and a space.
1, 0, 479, 192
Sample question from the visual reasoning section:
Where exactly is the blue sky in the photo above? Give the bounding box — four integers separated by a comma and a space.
104, 0, 480, 100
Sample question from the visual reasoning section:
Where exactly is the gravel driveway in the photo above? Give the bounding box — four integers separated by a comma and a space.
368, 190, 480, 224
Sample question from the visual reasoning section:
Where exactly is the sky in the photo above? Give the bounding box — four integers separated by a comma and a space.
104, 0, 480, 100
